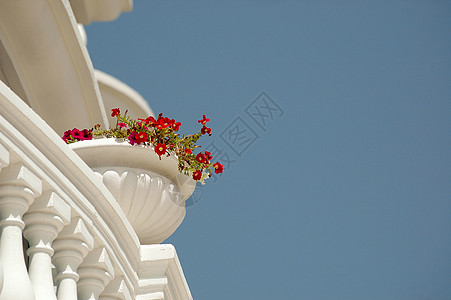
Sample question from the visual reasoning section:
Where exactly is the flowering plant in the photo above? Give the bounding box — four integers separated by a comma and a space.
63, 108, 223, 182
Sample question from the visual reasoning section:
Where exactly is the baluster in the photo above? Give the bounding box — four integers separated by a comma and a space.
77, 247, 114, 300
23, 191, 71, 300
0, 163, 42, 300
99, 277, 132, 300
0, 142, 10, 295
52, 217, 94, 300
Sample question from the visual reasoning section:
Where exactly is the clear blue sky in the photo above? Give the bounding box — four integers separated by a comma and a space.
85, 1, 450, 299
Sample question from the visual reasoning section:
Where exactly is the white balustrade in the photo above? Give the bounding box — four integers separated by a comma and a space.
78, 247, 114, 300
0, 163, 42, 300
52, 217, 94, 300
23, 191, 71, 300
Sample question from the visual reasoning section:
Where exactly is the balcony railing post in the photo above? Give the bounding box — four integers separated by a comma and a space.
0, 162, 42, 300
52, 217, 94, 300
77, 247, 114, 300
23, 191, 71, 300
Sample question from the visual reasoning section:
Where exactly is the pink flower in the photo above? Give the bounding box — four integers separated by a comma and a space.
71, 128, 83, 140
137, 122, 149, 130
128, 131, 137, 145
118, 122, 127, 128
62, 130, 72, 142
80, 129, 92, 141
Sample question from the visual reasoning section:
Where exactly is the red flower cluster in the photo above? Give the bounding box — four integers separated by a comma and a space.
198, 115, 212, 136
62, 128, 92, 143
139, 114, 181, 132
128, 131, 149, 145
63, 108, 225, 183
191, 151, 223, 179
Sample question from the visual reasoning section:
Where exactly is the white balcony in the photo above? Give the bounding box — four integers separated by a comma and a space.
0, 79, 193, 299
0, 0, 194, 298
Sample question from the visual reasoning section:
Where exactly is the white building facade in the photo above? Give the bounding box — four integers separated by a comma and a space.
0, 1, 193, 299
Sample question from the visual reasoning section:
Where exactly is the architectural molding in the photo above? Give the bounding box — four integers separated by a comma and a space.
0, 0, 109, 135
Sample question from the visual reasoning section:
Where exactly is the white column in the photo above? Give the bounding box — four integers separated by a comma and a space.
0, 163, 42, 300
77, 247, 114, 300
99, 277, 132, 300
52, 217, 94, 300
23, 191, 71, 300
0, 142, 10, 295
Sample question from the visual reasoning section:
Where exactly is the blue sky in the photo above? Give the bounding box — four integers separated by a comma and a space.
85, 1, 451, 299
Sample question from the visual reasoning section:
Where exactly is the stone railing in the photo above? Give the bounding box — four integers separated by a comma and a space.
0, 81, 192, 299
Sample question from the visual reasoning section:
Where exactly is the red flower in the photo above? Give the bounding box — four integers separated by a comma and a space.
147, 116, 157, 125
62, 130, 72, 142
196, 153, 207, 163
184, 148, 192, 154
192, 170, 202, 180
155, 143, 167, 156
198, 115, 210, 125
135, 132, 148, 144
156, 117, 173, 129
213, 162, 224, 174
172, 121, 181, 131
118, 122, 127, 128
205, 151, 213, 161
111, 108, 120, 117
201, 126, 212, 136
139, 116, 157, 126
